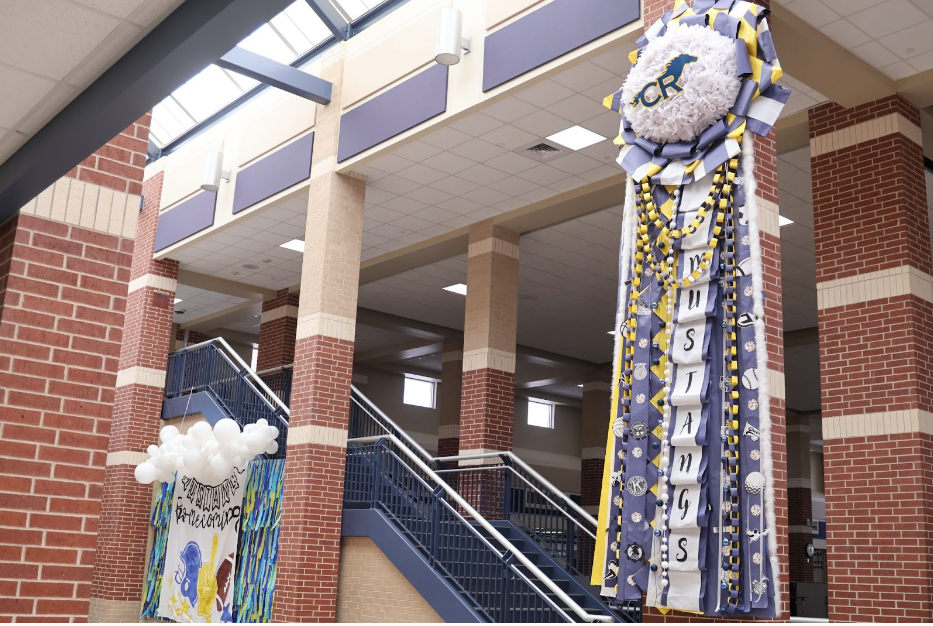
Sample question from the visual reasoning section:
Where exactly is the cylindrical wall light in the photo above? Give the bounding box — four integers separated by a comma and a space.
435, 8, 471, 66
200, 150, 229, 192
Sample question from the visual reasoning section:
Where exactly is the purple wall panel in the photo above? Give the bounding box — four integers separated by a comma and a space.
232, 131, 315, 214
154, 190, 216, 252
337, 64, 448, 162
482, 0, 640, 92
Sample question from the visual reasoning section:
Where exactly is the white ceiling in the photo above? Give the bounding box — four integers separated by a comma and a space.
777, 0, 933, 79
173, 284, 248, 325
0, 0, 184, 165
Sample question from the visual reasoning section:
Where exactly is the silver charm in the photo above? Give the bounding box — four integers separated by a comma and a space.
743, 423, 761, 441
627, 476, 648, 497
634, 363, 648, 381
745, 471, 766, 495
751, 576, 769, 602
746, 528, 770, 544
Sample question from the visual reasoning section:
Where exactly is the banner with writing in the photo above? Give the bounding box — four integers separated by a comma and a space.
158, 468, 246, 623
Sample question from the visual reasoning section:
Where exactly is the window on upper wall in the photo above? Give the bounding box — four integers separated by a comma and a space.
403, 375, 437, 409
527, 399, 555, 429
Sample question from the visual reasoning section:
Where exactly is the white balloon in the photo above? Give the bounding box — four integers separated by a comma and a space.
232, 455, 244, 467
266, 426, 279, 440
160, 425, 180, 443
182, 434, 198, 449
175, 457, 189, 475
265, 441, 279, 455
147, 444, 160, 456
246, 431, 266, 453
135, 462, 157, 484
213, 419, 241, 444
257, 418, 269, 428
243, 422, 257, 434
184, 449, 207, 472
210, 455, 233, 477
190, 421, 212, 442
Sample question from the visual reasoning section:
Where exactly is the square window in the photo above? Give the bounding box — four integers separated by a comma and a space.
527, 399, 554, 428
403, 375, 437, 409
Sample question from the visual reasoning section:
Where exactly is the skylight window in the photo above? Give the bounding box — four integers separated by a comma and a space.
149, 0, 393, 148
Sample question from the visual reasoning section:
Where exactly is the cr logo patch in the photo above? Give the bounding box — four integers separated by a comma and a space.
630, 53, 698, 109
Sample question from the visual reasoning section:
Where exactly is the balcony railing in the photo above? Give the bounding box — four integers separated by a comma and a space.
165, 338, 288, 457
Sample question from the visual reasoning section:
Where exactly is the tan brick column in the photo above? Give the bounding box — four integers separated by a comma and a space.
810, 95, 933, 622
272, 44, 366, 623
437, 339, 463, 457
256, 288, 299, 371
88, 170, 179, 622
580, 380, 611, 515
459, 221, 520, 458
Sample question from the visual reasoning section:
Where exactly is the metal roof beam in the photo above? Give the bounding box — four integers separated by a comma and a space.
0, 0, 294, 220
216, 47, 333, 104
304, 0, 352, 40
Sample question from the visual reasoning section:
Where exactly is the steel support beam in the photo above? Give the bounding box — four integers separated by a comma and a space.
216, 47, 333, 104
0, 0, 293, 220
304, 0, 352, 40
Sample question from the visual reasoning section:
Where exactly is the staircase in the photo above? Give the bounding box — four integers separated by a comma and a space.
162, 343, 641, 623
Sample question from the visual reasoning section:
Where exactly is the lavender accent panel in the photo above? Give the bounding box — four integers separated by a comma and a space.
154, 191, 216, 252
482, 0, 640, 92
337, 64, 449, 162
232, 132, 315, 214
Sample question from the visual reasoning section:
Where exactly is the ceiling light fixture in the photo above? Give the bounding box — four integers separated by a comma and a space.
280, 239, 305, 252
174, 298, 183, 304
547, 125, 606, 151
607, 330, 616, 335
435, 8, 471, 65
443, 283, 467, 295
779, 215, 794, 227
200, 150, 230, 192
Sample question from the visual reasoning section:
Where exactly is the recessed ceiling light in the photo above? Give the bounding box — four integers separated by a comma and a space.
280, 239, 305, 252
174, 298, 183, 304
577, 384, 584, 388
779, 215, 794, 227
547, 125, 606, 151
443, 283, 467, 295
607, 330, 616, 335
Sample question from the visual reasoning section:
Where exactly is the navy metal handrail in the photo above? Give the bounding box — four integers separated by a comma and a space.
345, 436, 612, 623
257, 365, 293, 408
437, 461, 596, 581
165, 340, 288, 457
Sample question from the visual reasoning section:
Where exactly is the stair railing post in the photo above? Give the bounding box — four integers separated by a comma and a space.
501, 457, 511, 521
430, 485, 443, 565
501, 554, 513, 623
371, 442, 382, 508
566, 513, 575, 574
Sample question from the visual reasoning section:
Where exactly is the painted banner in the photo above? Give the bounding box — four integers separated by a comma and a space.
158, 467, 247, 623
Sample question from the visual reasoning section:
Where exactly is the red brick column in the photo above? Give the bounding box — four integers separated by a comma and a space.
0, 115, 152, 622
272, 45, 366, 623
810, 95, 933, 622
256, 288, 299, 371
459, 222, 520, 458
580, 380, 611, 515
437, 339, 463, 458
787, 416, 814, 584
88, 171, 178, 622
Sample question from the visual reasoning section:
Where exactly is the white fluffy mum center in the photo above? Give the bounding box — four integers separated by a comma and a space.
622, 25, 740, 144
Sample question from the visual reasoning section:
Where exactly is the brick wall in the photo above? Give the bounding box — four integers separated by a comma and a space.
336, 537, 442, 623
257, 288, 299, 371
0, 212, 134, 621
811, 95, 933, 622
65, 114, 150, 197
580, 457, 604, 508
460, 368, 515, 452
88, 171, 178, 623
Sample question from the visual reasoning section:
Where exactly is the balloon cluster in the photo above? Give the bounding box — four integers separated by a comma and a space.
134, 418, 280, 485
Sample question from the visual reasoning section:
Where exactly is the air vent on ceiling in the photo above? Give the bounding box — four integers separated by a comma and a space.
517, 139, 564, 162
527, 142, 560, 154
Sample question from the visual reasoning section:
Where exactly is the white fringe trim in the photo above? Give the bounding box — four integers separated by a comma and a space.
743, 131, 782, 616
